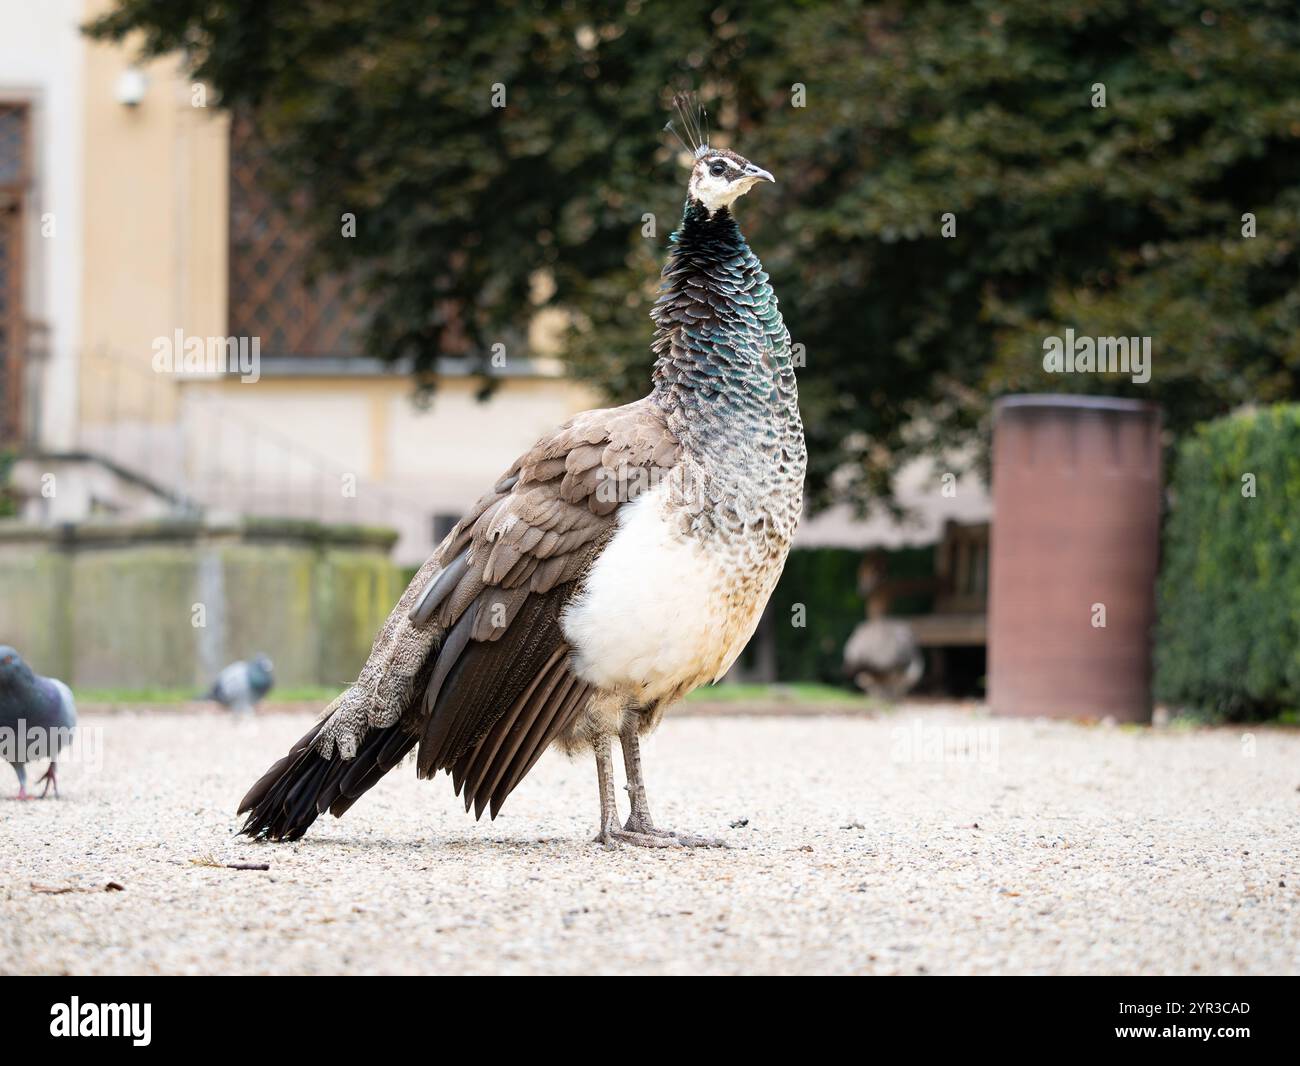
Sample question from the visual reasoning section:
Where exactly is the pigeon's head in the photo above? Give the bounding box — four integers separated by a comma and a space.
687, 148, 775, 215
251, 653, 273, 676
667, 92, 775, 216
0, 646, 34, 686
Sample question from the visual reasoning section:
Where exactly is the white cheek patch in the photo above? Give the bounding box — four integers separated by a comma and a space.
691, 172, 744, 213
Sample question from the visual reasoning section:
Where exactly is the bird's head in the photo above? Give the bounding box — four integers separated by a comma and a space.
667, 92, 775, 216
251, 653, 273, 675
687, 148, 775, 215
0, 646, 33, 687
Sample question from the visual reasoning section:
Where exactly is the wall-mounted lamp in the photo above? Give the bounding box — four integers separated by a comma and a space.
114, 66, 149, 107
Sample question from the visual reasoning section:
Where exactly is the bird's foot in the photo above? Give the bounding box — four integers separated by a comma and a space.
12, 787, 32, 801
36, 765, 58, 799
593, 826, 682, 848
598, 814, 727, 849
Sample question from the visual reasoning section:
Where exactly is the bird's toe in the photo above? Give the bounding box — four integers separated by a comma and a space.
621, 814, 728, 848
594, 827, 680, 849
664, 831, 728, 848
595, 825, 725, 849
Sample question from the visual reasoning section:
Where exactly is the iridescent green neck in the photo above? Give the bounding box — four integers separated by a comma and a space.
650, 200, 798, 464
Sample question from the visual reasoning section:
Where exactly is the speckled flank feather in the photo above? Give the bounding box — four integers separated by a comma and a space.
238, 149, 805, 843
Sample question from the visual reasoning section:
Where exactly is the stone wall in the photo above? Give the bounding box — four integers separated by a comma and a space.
0, 518, 401, 690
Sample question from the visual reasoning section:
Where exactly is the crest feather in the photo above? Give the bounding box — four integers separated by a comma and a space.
665, 91, 710, 159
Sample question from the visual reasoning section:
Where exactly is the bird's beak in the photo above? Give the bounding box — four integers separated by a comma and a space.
745, 165, 776, 184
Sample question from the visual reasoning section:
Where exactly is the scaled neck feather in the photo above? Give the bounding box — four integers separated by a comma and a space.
649, 199, 801, 468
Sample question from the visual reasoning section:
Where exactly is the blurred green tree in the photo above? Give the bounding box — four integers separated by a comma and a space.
86, 0, 1300, 510
0, 451, 17, 518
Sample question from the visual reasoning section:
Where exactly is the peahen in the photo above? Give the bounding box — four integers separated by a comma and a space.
239, 96, 806, 847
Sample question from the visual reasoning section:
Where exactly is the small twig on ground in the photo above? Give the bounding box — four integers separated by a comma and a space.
190, 855, 270, 871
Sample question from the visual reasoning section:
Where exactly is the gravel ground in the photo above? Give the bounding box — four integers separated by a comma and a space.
2, 706, 1298, 975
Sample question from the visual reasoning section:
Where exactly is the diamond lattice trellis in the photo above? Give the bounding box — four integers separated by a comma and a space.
228, 112, 366, 358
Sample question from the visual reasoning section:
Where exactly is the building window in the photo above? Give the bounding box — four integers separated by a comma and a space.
227, 111, 366, 359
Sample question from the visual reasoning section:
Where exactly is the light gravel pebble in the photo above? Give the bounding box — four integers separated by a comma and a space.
1, 706, 1298, 975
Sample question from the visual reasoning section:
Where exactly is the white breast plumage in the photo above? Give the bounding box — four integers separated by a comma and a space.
562, 481, 764, 703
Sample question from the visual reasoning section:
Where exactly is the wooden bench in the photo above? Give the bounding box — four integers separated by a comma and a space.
857, 520, 988, 647
909, 520, 988, 648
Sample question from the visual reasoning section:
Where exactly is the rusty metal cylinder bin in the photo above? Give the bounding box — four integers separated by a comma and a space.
987, 396, 1163, 722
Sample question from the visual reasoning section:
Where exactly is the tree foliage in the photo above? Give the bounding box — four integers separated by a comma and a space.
86, 0, 1300, 511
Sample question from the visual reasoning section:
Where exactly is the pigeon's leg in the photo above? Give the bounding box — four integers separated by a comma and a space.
617, 726, 727, 849
9, 762, 30, 801
37, 761, 59, 799
591, 735, 674, 849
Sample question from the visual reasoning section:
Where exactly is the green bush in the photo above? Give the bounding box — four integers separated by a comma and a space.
1154, 405, 1300, 720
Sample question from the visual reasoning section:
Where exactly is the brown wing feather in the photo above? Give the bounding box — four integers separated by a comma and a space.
453, 646, 569, 809
401, 399, 680, 814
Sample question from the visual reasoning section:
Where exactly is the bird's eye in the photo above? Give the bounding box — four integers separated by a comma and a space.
709, 161, 727, 177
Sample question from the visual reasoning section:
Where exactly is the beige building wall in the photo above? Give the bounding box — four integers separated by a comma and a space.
80, 0, 228, 425
184, 373, 601, 563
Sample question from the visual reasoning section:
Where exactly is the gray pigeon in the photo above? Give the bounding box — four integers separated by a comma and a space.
0, 646, 77, 799
206, 654, 274, 715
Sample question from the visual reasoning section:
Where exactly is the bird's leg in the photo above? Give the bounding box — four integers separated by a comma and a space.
10, 762, 31, 801
591, 735, 675, 849
620, 726, 658, 833
593, 735, 621, 839
37, 761, 59, 799
618, 726, 727, 849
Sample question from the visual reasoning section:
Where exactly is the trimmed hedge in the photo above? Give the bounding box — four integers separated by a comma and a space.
1154, 405, 1300, 720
